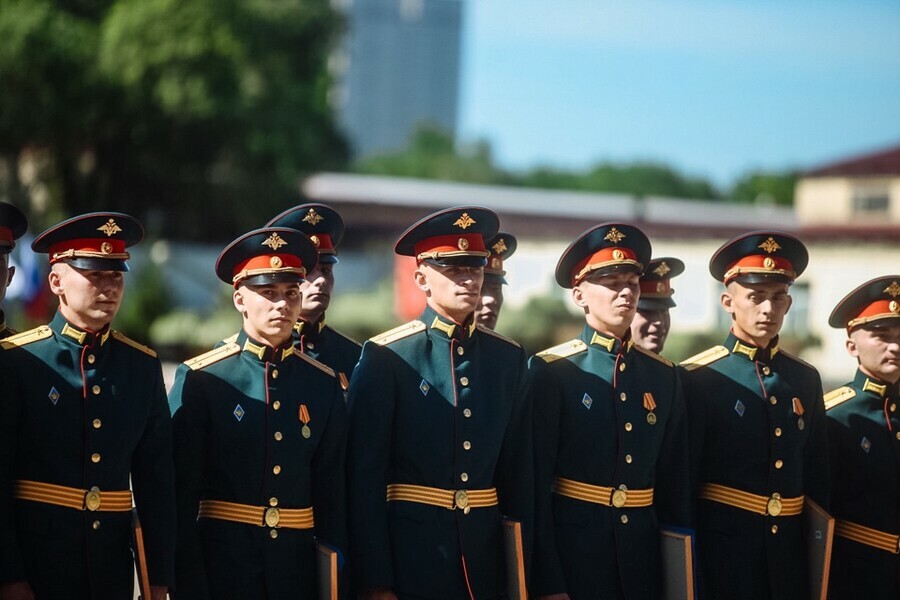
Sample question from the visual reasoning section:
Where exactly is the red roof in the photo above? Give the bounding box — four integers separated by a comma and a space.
806, 144, 900, 177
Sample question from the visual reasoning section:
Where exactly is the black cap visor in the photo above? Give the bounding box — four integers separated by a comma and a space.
66, 257, 130, 272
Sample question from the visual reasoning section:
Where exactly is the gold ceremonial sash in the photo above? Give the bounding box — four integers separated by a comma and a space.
198, 499, 314, 529
835, 519, 900, 554
14, 479, 132, 512
699, 482, 804, 517
553, 476, 654, 508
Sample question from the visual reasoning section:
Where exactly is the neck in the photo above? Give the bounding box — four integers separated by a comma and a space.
58, 305, 111, 333
859, 365, 900, 385
299, 309, 324, 325
427, 300, 472, 326
243, 325, 291, 349
731, 328, 775, 349
586, 316, 629, 340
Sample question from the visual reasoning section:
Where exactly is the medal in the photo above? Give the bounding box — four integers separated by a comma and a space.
302, 425, 311, 438
299, 404, 311, 439
797, 417, 805, 431
647, 412, 657, 425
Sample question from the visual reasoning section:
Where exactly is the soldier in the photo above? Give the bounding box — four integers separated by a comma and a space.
475, 232, 517, 331
0, 202, 28, 338
0, 212, 174, 600
267, 203, 362, 392
630, 257, 684, 354
681, 231, 830, 600
347, 207, 533, 600
169, 227, 347, 599
531, 224, 691, 600
824, 275, 900, 600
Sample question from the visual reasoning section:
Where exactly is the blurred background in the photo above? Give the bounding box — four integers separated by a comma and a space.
1, 0, 898, 388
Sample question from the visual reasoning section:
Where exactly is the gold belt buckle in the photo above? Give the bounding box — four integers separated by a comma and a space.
84, 487, 101, 512
264, 507, 280, 528
454, 490, 470, 514
611, 489, 628, 508
766, 494, 783, 517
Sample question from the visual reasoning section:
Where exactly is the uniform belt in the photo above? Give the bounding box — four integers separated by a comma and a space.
552, 477, 654, 508
699, 482, 804, 517
198, 500, 314, 529
14, 479, 132, 512
835, 519, 900, 554
386, 483, 498, 513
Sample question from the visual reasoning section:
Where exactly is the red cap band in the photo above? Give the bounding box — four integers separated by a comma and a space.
0, 226, 12, 245
48, 238, 128, 263
640, 279, 672, 298
414, 234, 487, 261
308, 233, 334, 254
234, 253, 304, 277
847, 299, 900, 329
724, 255, 795, 284
572, 247, 640, 286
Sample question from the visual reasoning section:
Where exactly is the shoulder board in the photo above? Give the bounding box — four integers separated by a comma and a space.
184, 342, 241, 371
0, 325, 53, 350
370, 321, 425, 346
680, 345, 729, 371
221, 333, 239, 344
776, 349, 816, 371
535, 339, 587, 363
475, 324, 521, 348
824, 386, 856, 411
326, 325, 362, 348
111, 331, 158, 358
293, 348, 336, 377
633, 344, 673, 367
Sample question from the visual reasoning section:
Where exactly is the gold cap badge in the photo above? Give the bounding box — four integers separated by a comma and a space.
302, 208, 324, 225
309, 235, 320, 247
458, 237, 470, 250
100, 242, 113, 254
97, 219, 122, 237
653, 261, 671, 277
884, 281, 900, 298
604, 227, 625, 244
453, 213, 476, 229
270, 256, 283, 268
262, 232, 288, 250
492, 239, 508, 254
758, 237, 781, 254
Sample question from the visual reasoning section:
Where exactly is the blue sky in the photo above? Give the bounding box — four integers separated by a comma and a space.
457, 0, 900, 187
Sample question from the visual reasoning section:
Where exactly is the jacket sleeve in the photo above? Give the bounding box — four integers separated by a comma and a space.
803, 371, 830, 511
653, 367, 692, 530
169, 365, 211, 599
528, 355, 568, 596
130, 357, 177, 590
0, 349, 26, 584
346, 341, 396, 591
311, 377, 349, 563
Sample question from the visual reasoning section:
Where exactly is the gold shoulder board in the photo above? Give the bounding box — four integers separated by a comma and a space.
293, 348, 336, 377
824, 386, 856, 411
370, 321, 426, 346
680, 345, 729, 371
776, 349, 815, 370
535, 339, 587, 363
475, 324, 522, 348
327, 326, 362, 348
633, 344, 674, 367
184, 342, 241, 371
0, 325, 53, 350
221, 333, 239, 344
111, 331, 158, 358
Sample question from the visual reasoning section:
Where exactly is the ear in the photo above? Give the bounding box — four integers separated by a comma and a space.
784, 294, 793, 314
572, 285, 588, 309
845, 336, 859, 359
413, 265, 430, 293
720, 290, 734, 314
48, 267, 64, 298
6, 265, 14, 286
233, 288, 246, 314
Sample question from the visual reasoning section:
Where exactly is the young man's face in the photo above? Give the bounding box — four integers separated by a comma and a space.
573, 270, 640, 339
299, 262, 334, 323
50, 263, 124, 331
0, 254, 13, 306
630, 307, 671, 353
475, 277, 504, 330
847, 323, 900, 384
234, 281, 302, 347
416, 262, 484, 324
722, 280, 792, 348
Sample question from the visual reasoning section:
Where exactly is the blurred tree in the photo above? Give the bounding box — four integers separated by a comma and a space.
728, 170, 798, 205
0, 0, 347, 237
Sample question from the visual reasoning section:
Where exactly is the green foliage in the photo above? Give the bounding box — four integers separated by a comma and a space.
113, 262, 170, 342
728, 170, 798, 205
494, 294, 583, 354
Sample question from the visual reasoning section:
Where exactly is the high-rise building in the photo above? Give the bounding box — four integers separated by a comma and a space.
331, 0, 462, 158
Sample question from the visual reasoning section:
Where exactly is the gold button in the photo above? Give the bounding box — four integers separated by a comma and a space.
87, 354, 96, 364
891, 403, 897, 413
272, 369, 279, 379
91, 453, 101, 463
620, 515, 629, 524
619, 363, 626, 372
269, 497, 278, 507
274, 431, 283, 441
92, 385, 101, 395
273, 400, 281, 410
769, 396, 777, 405
463, 408, 472, 418
463, 441, 472, 450
771, 525, 778, 534
895, 432, 900, 441
619, 392, 627, 401
625, 454, 633, 464
774, 427, 782, 437
273, 465, 282, 475
270, 529, 278, 539
762, 366, 771, 376
92, 520, 101, 530
625, 422, 633, 432
460, 472, 468, 482
775, 459, 783, 469
457, 347, 465, 356
92, 419, 102, 429
307, 343, 315, 350
460, 377, 469, 386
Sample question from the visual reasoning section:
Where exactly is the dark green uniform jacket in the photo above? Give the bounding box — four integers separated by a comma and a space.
169, 330, 347, 600
825, 370, 899, 600
347, 306, 534, 599
0, 311, 175, 598
294, 317, 362, 397
0, 310, 15, 339
682, 332, 830, 600
530, 325, 691, 599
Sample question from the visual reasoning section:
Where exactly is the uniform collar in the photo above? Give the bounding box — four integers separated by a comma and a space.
854, 369, 896, 398
726, 331, 779, 363
423, 305, 476, 342
582, 324, 632, 355
51, 311, 111, 347
237, 329, 294, 363
294, 316, 327, 340
0, 309, 7, 334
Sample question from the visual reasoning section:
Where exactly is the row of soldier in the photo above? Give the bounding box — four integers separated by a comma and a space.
0, 200, 897, 600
